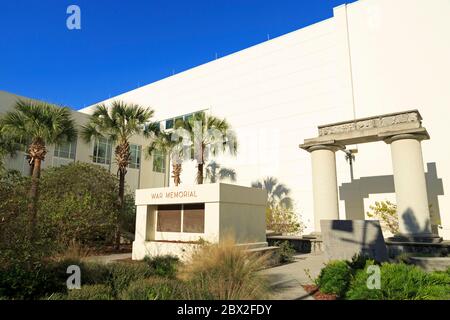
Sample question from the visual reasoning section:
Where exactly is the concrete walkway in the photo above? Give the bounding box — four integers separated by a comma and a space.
260, 253, 326, 300
83, 252, 132, 264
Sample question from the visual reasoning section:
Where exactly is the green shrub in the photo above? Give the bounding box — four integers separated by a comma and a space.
107, 262, 153, 296
345, 260, 383, 300
38, 162, 135, 248
275, 241, 295, 263
48, 259, 112, 287
119, 278, 182, 300
346, 262, 450, 300
0, 260, 67, 300
67, 284, 113, 300
316, 260, 352, 297
144, 255, 179, 278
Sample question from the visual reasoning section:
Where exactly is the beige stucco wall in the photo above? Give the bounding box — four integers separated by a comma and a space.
0, 90, 166, 193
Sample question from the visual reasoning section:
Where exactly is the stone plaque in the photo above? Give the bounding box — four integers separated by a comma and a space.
321, 220, 388, 262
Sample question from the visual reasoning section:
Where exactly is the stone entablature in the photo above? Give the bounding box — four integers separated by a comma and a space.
318, 110, 422, 137
300, 110, 429, 148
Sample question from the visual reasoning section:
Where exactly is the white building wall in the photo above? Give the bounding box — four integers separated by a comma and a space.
81, 0, 450, 238
343, 0, 450, 238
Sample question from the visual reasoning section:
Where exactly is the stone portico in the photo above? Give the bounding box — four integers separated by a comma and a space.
300, 110, 442, 243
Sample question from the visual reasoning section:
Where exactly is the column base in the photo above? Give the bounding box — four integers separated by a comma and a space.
302, 232, 323, 254
388, 234, 443, 244
302, 232, 322, 240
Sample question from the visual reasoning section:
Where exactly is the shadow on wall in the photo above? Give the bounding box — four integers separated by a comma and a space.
401, 208, 431, 236
339, 162, 443, 234
324, 219, 388, 262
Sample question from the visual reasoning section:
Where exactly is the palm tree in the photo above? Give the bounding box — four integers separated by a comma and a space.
82, 101, 156, 249
251, 177, 293, 209
147, 131, 184, 186
204, 161, 236, 183
0, 100, 77, 239
177, 112, 237, 184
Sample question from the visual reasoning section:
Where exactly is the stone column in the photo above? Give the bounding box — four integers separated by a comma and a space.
386, 134, 441, 242
309, 144, 341, 234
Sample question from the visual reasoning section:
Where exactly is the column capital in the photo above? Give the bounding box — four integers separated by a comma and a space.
383, 132, 429, 144
306, 143, 345, 153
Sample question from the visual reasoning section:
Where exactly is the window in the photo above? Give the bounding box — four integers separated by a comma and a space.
157, 205, 182, 232
184, 113, 193, 122
54, 140, 77, 159
152, 150, 166, 173
156, 203, 205, 233
183, 203, 205, 233
93, 137, 112, 165
129, 144, 141, 169
162, 110, 206, 131
165, 119, 174, 130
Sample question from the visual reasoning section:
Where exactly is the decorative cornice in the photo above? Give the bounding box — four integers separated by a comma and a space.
318, 110, 422, 137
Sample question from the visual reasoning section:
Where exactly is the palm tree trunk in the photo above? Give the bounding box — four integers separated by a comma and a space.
115, 141, 130, 251
28, 158, 41, 241
197, 162, 204, 184
115, 169, 125, 250
196, 145, 205, 184
172, 163, 181, 186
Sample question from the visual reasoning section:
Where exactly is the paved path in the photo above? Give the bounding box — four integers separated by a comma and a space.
260, 253, 326, 300
83, 252, 132, 264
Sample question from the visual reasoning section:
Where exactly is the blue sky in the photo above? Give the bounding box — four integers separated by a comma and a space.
0, 0, 356, 110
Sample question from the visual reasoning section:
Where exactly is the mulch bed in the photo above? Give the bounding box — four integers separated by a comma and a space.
302, 285, 338, 300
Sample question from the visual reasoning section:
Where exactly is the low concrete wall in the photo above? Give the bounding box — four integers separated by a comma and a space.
266, 236, 324, 254
386, 240, 450, 258
409, 257, 450, 272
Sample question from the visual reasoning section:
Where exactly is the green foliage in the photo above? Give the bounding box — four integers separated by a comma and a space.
107, 262, 154, 296
0, 100, 77, 146
275, 241, 295, 263
67, 284, 114, 300
143, 255, 179, 278
0, 162, 135, 290
266, 205, 303, 235
315, 261, 352, 297
38, 162, 135, 248
0, 171, 57, 268
344, 261, 383, 300
119, 278, 182, 300
0, 261, 65, 300
367, 200, 399, 234
346, 262, 450, 300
